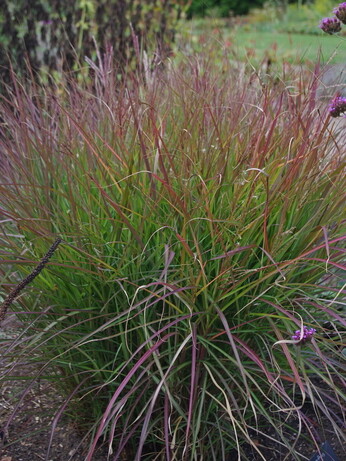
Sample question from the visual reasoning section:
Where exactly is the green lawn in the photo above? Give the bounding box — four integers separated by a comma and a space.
180, 20, 346, 64
234, 29, 345, 64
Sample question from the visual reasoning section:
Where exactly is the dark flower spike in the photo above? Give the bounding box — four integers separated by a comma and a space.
329, 95, 346, 117
319, 17, 342, 34
334, 2, 346, 24
0, 238, 62, 325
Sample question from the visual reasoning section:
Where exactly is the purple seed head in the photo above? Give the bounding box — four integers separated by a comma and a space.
292, 326, 316, 345
329, 95, 346, 117
334, 3, 346, 24
319, 17, 342, 34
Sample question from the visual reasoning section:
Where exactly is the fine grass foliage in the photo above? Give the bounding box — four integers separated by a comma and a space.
0, 49, 345, 460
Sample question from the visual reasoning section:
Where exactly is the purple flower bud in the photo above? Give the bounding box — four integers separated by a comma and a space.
291, 326, 316, 345
319, 17, 342, 34
329, 95, 346, 117
334, 3, 346, 24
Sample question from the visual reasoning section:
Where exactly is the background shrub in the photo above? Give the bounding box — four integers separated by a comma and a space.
187, 0, 267, 17
187, 0, 315, 18
0, 0, 185, 86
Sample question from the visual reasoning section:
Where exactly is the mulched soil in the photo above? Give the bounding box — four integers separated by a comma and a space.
1, 316, 345, 461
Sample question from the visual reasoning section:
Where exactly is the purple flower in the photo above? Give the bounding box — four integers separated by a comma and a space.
319, 17, 342, 34
292, 326, 316, 345
334, 3, 346, 24
329, 95, 346, 117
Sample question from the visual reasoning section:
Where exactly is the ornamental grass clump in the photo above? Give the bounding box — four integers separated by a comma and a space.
0, 50, 345, 460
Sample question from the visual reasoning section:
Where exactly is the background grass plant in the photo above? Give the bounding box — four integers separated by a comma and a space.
0, 46, 345, 460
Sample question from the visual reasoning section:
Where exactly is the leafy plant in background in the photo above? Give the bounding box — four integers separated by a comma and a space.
187, 0, 267, 18
0, 44, 345, 459
0, 0, 187, 87
314, 0, 338, 16
187, 0, 317, 19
